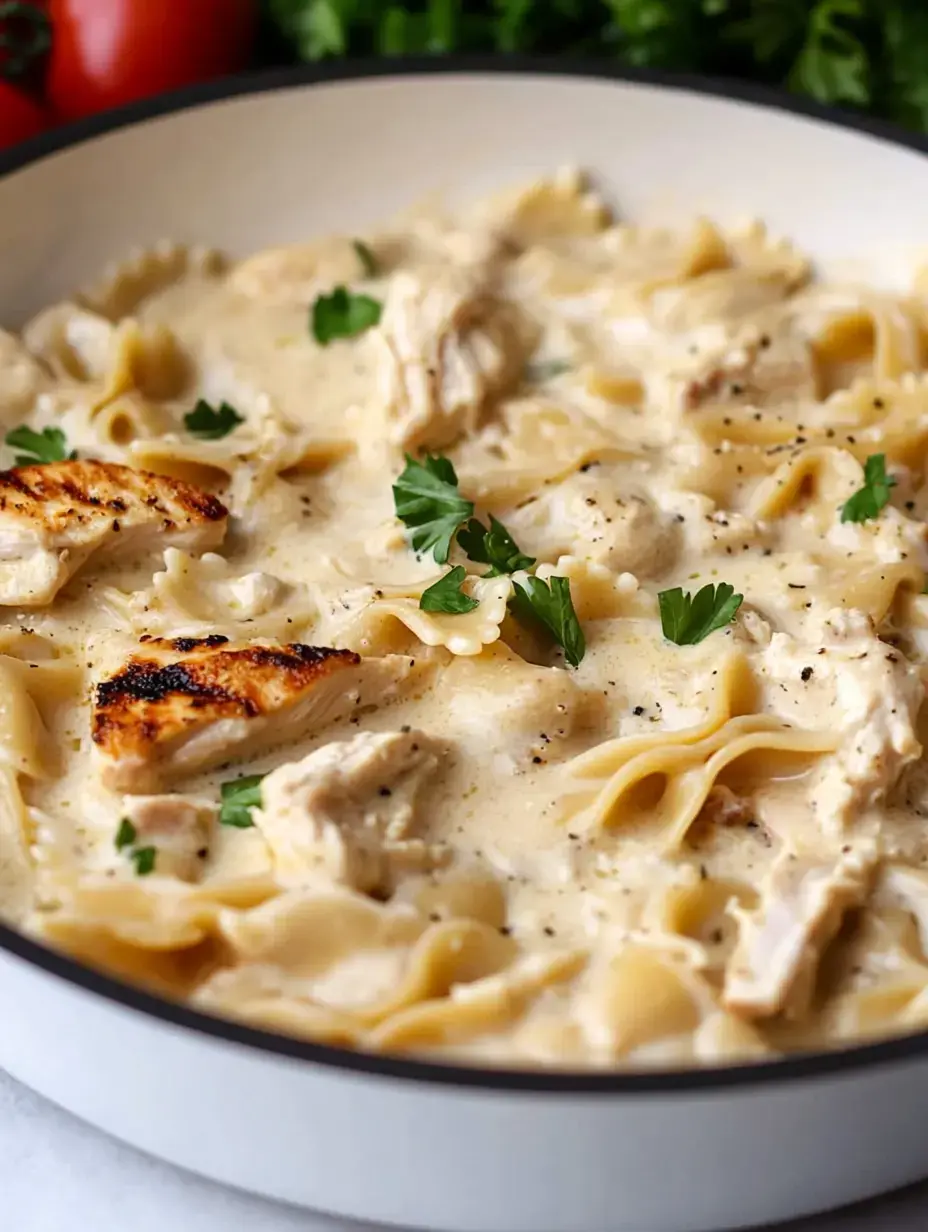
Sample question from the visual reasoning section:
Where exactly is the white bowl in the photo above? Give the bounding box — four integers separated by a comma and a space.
3, 60, 928, 1232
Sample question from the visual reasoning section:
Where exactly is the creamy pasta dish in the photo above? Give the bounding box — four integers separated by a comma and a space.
3, 168, 928, 1070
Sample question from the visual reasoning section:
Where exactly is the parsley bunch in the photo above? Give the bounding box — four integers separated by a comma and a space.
393, 453, 585, 667
262, 2, 928, 134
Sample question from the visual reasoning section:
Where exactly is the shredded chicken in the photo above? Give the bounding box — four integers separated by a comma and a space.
0, 460, 227, 606
756, 609, 923, 836
376, 265, 526, 450
92, 635, 414, 791
724, 843, 877, 1019
121, 794, 216, 881
680, 326, 818, 411
254, 729, 447, 896
508, 466, 678, 576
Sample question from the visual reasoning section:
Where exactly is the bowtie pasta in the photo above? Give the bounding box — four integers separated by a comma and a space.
3, 167, 928, 1070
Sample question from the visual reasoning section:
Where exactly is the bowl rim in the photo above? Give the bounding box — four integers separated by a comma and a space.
3, 54, 928, 1095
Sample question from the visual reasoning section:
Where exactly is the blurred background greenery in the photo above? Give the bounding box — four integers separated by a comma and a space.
258, 0, 928, 131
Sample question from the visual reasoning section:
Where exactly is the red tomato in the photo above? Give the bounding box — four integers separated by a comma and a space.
0, 80, 46, 149
46, 0, 257, 123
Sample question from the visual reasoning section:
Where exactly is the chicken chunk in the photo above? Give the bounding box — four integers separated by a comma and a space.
755, 609, 923, 836
254, 729, 447, 895
723, 844, 877, 1020
681, 327, 817, 411
0, 460, 227, 606
376, 266, 527, 450
92, 635, 414, 792
120, 794, 216, 881
506, 466, 678, 577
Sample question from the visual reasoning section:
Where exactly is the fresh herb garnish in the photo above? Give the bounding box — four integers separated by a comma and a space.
510, 576, 585, 668
457, 515, 536, 577
840, 453, 897, 523
311, 285, 382, 344
392, 453, 474, 564
220, 774, 265, 829
658, 583, 743, 646
353, 239, 379, 278
419, 565, 480, 614
130, 846, 157, 876
6, 425, 74, 466
184, 399, 244, 440
114, 817, 137, 852
525, 359, 572, 383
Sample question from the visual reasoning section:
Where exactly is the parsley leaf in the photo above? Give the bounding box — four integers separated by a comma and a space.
6, 425, 74, 466
525, 359, 572, 383
392, 453, 474, 564
114, 817, 137, 852
311, 285, 382, 344
510, 575, 585, 668
658, 583, 744, 646
419, 565, 480, 614
458, 515, 536, 577
184, 399, 245, 440
353, 239, 379, 277
131, 846, 157, 876
220, 774, 265, 829
840, 453, 897, 523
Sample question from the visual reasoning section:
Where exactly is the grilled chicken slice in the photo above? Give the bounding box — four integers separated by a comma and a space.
0, 460, 228, 607
92, 636, 414, 792
254, 729, 448, 895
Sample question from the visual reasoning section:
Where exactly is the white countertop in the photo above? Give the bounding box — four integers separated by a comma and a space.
3, 1065, 927, 1232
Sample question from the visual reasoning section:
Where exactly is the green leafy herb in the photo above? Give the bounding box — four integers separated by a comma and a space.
840, 453, 897, 523
220, 774, 265, 829
525, 359, 572, 383
311, 285, 382, 344
658, 583, 744, 646
353, 239, 379, 277
266, 2, 928, 140
184, 399, 244, 440
510, 576, 585, 668
458, 515, 536, 577
6, 425, 74, 466
131, 846, 157, 876
114, 817, 137, 852
392, 453, 474, 564
419, 565, 479, 614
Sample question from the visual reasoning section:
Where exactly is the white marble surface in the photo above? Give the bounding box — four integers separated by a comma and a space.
2, 1065, 927, 1232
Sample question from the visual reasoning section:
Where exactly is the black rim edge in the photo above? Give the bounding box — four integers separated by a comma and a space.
3, 54, 928, 1094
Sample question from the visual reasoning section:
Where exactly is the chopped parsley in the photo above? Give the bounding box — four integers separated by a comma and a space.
114, 817, 137, 852
392, 451, 584, 665
220, 774, 265, 829
311, 285, 382, 344
6, 425, 74, 466
525, 359, 572, 383
392, 453, 474, 564
353, 239, 379, 278
130, 846, 157, 876
510, 576, 585, 669
840, 453, 897, 523
658, 583, 743, 645
419, 565, 479, 614
184, 399, 244, 440
457, 515, 535, 577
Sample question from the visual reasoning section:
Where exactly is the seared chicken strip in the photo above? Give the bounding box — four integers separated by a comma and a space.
92, 635, 414, 792
254, 729, 448, 895
0, 460, 228, 607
